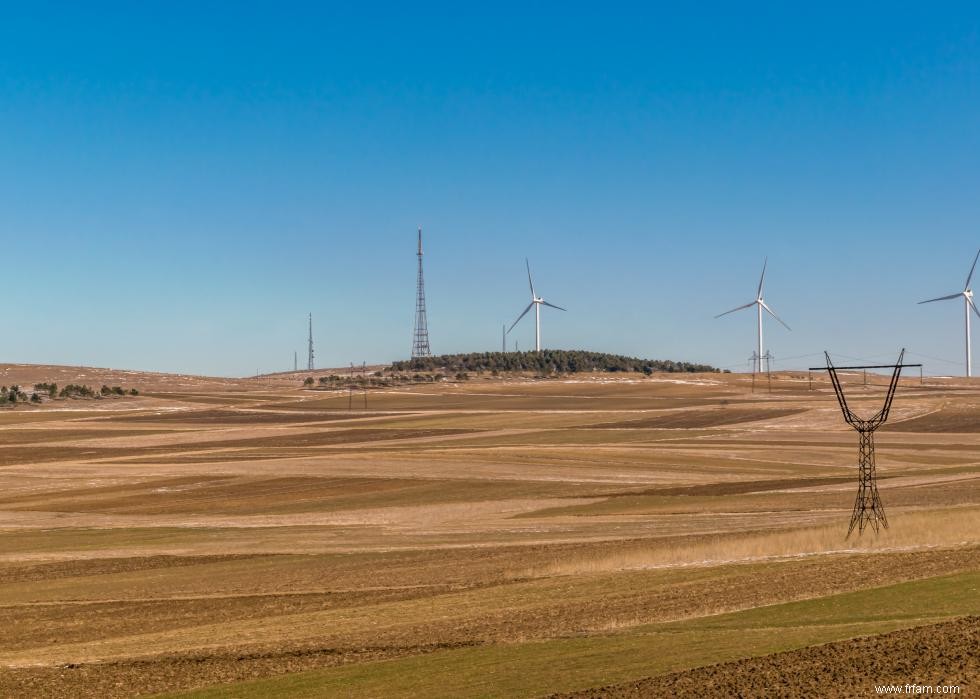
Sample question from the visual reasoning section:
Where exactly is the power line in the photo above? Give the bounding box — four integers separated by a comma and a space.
905, 350, 961, 366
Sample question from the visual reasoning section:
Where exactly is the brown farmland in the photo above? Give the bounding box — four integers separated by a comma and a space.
0, 366, 978, 697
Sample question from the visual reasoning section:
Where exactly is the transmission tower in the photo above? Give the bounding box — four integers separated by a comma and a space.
412, 227, 432, 358
748, 350, 774, 375
747, 351, 776, 393
811, 350, 921, 537
307, 313, 315, 371
348, 361, 368, 410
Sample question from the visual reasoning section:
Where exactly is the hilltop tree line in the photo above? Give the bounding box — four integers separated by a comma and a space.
306, 372, 454, 389
390, 351, 719, 375
14, 382, 141, 404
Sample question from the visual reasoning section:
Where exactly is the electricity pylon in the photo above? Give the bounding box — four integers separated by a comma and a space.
811, 350, 921, 537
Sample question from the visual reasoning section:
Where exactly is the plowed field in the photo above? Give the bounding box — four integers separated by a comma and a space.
0, 366, 977, 697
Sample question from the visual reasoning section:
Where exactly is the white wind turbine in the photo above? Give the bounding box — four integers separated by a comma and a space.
715, 257, 790, 373
508, 258, 566, 353
918, 248, 980, 377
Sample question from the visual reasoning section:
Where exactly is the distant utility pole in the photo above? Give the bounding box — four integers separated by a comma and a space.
294, 351, 298, 372
307, 313, 315, 371
502, 324, 506, 353
348, 361, 368, 410
412, 227, 432, 358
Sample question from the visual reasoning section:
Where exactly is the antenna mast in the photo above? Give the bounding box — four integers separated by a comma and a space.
412, 227, 432, 358
307, 313, 315, 371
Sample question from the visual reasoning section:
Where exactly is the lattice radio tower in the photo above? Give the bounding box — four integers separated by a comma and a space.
810, 350, 921, 537
307, 313, 315, 371
412, 227, 432, 358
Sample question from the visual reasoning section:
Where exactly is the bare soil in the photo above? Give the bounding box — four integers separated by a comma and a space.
0, 366, 977, 697
555, 616, 980, 698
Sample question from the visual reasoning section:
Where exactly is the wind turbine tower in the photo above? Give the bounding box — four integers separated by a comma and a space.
918, 248, 980, 377
509, 258, 566, 353
715, 258, 791, 373
307, 313, 315, 371
412, 227, 432, 358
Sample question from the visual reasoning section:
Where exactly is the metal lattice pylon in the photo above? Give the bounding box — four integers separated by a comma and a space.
412, 227, 432, 358
811, 350, 921, 537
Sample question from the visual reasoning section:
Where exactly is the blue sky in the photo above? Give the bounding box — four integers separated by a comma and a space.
1, 3, 979, 376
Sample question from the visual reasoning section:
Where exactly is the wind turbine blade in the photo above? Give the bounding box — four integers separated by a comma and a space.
969, 295, 980, 320
756, 257, 768, 299
760, 300, 791, 330
525, 258, 535, 298
540, 300, 566, 311
918, 292, 962, 304
966, 248, 980, 290
508, 302, 534, 333
714, 301, 756, 319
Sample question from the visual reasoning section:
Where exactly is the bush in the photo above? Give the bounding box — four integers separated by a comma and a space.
303, 377, 315, 386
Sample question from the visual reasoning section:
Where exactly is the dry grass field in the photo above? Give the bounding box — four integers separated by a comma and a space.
0, 364, 978, 697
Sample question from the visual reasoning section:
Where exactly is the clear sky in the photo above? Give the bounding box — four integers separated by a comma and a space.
2, 3, 979, 376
